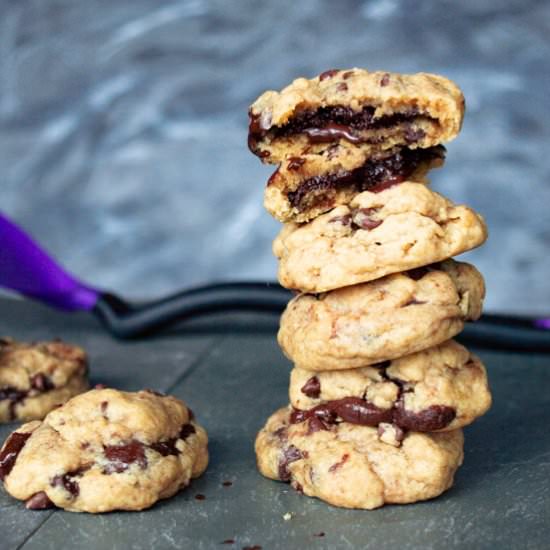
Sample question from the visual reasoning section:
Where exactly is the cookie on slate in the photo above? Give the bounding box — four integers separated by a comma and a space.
273, 181, 487, 293
288, 340, 491, 433
0, 388, 208, 513
278, 260, 484, 370
264, 142, 445, 223
0, 338, 89, 423
248, 68, 464, 163
255, 407, 463, 509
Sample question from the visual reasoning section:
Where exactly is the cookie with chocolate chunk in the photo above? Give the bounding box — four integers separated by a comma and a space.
0, 338, 89, 423
255, 407, 463, 509
288, 340, 491, 433
273, 181, 487, 293
279, 260, 484, 370
0, 388, 208, 513
248, 68, 464, 163
265, 142, 445, 223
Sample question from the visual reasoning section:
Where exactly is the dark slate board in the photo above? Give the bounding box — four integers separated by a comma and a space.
0, 298, 549, 550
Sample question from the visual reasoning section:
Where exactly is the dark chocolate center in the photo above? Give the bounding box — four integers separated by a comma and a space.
286, 146, 444, 212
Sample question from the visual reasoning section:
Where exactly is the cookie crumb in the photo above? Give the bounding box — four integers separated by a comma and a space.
283, 512, 292, 521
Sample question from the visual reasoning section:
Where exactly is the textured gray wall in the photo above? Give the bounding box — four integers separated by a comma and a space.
1, 0, 549, 314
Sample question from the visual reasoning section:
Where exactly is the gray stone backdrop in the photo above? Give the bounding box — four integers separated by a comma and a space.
1, 0, 549, 314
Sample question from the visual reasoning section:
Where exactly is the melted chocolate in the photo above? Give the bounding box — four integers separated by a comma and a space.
103, 440, 147, 474
286, 146, 444, 212
150, 439, 179, 457
301, 376, 321, 398
393, 402, 456, 432
278, 445, 303, 481
52, 473, 80, 497
0, 431, 31, 480
179, 423, 196, 440
319, 69, 340, 81
30, 373, 54, 392
291, 394, 456, 432
248, 104, 434, 152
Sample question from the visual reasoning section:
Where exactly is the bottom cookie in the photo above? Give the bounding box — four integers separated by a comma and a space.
255, 407, 463, 510
0, 388, 208, 513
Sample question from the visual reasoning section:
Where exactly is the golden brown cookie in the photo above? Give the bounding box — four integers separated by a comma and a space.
255, 407, 464, 509
264, 142, 445, 223
273, 181, 487, 293
0, 338, 89, 423
0, 388, 208, 513
288, 340, 491, 433
278, 260, 484, 370
248, 68, 464, 163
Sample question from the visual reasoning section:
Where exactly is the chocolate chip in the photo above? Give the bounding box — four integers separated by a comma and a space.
278, 445, 303, 481
328, 453, 349, 473
30, 373, 54, 392
371, 360, 391, 369
329, 214, 352, 226
319, 69, 340, 81
406, 266, 431, 281
287, 157, 305, 171
103, 440, 147, 473
337, 83, 348, 92
0, 432, 31, 480
401, 298, 426, 307
380, 73, 390, 86
342, 70, 354, 79
394, 402, 456, 431
0, 387, 27, 420
51, 473, 79, 497
180, 423, 196, 440
25, 491, 54, 510
300, 376, 321, 398
404, 126, 425, 143
100, 401, 108, 417
353, 207, 383, 230
273, 426, 288, 440
222, 480, 233, 487
187, 408, 195, 421
150, 439, 179, 457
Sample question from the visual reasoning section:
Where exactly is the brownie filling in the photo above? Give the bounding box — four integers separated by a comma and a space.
290, 396, 455, 432
248, 105, 437, 151
286, 146, 444, 212
0, 431, 31, 480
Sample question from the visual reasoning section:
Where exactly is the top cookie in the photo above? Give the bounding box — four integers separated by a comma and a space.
248, 69, 464, 163
0, 338, 89, 423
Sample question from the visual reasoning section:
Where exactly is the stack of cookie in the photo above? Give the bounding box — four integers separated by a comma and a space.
250, 69, 491, 509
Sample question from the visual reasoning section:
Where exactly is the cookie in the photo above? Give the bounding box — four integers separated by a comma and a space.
248, 68, 464, 162
0, 388, 208, 513
264, 142, 445, 223
273, 181, 487, 293
288, 340, 491, 433
0, 338, 89, 423
278, 260, 484, 370
255, 407, 463, 509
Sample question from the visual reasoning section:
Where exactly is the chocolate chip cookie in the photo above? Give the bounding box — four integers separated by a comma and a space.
248, 69, 464, 163
273, 181, 487, 293
264, 142, 445, 223
0, 338, 89, 423
278, 260, 484, 370
288, 340, 491, 433
255, 407, 463, 509
0, 388, 208, 512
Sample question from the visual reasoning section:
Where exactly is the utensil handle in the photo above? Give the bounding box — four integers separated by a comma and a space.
0, 212, 99, 311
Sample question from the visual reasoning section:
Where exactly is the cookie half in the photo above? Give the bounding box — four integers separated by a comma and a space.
278, 260, 484, 370
248, 68, 464, 162
0, 338, 89, 423
264, 142, 445, 223
255, 407, 464, 509
273, 181, 487, 293
288, 340, 491, 433
0, 388, 208, 513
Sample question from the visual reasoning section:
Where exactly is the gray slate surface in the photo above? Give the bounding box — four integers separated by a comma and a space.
0, 298, 549, 549
1, 0, 550, 314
